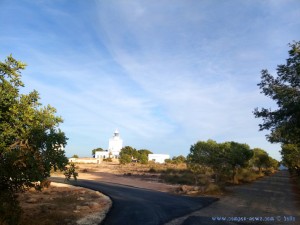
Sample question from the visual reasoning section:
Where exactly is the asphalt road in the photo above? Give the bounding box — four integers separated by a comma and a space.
51, 177, 217, 225
166, 170, 300, 225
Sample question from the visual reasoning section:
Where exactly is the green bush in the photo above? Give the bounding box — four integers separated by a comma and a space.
205, 183, 222, 194
138, 154, 148, 164
0, 191, 22, 225
148, 167, 157, 173
119, 154, 132, 164
237, 168, 260, 183
103, 158, 112, 162
160, 169, 196, 185
64, 163, 78, 181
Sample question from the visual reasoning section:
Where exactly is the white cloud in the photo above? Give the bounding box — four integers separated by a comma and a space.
1, 0, 299, 159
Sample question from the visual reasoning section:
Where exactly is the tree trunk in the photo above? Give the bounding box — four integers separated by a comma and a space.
232, 167, 239, 184
259, 166, 263, 175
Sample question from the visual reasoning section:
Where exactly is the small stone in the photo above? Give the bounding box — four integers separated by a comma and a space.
193, 186, 200, 191
77, 197, 85, 200
26, 198, 37, 203
180, 185, 189, 192
187, 190, 198, 195
76, 205, 90, 210
88, 202, 100, 209
40, 204, 56, 213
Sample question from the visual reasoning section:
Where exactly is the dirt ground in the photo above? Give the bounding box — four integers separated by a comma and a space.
20, 162, 298, 225
53, 162, 181, 193
18, 182, 111, 225
18, 162, 182, 225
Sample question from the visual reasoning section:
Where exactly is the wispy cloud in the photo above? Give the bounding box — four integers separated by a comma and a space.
1, 0, 299, 158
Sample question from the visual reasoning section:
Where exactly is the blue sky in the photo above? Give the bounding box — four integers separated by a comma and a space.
1, 0, 299, 160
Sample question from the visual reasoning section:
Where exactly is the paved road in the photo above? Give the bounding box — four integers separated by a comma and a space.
166, 171, 300, 225
51, 177, 217, 225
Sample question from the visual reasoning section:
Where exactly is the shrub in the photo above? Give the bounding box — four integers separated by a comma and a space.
81, 169, 88, 173
148, 168, 157, 173
103, 158, 112, 162
0, 191, 22, 225
237, 168, 260, 183
119, 154, 132, 164
64, 163, 78, 181
160, 169, 196, 185
204, 183, 222, 194
40, 179, 51, 188
138, 154, 148, 164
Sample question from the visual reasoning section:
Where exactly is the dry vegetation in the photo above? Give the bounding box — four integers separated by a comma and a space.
15, 161, 277, 225
56, 161, 276, 197
17, 183, 111, 225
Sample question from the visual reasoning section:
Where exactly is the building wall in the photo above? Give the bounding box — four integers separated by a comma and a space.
108, 130, 123, 157
68, 157, 98, 164
95, 151, 109, 159
148, 154, 170, 163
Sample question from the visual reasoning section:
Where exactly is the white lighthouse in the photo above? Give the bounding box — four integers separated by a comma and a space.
108, 129, 123, 158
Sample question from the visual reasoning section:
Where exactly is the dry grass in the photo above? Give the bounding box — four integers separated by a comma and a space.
17, 183, 111, 225
236, 168, 262, 183
52, 162, 271, 198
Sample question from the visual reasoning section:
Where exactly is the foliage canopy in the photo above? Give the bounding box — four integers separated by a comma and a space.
187, 140, 277, 184
254, 41, 300, 174
281, 144, 300, 175
0, 55, 74, 224
119, 146, 152, 164
253, 41, 300, 145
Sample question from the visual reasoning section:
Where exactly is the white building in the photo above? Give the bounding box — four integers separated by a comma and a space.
95, 129, 123, 160
108, 129, 123, 158
95, 151, 109, 159
69, 157, 97, 164
148, 154, 170, 163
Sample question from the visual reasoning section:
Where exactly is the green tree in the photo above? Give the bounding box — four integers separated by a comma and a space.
138, 153, 148, 164
223, 142, 253, 184
251, 148, 270, 174
187, 139, 226, 183
137, 149, 152, 156
281, 144, 300, 175
254, 41, 300, 145
119, 146, 137, 164
119, 154, 132, 164
266, 157, 279, 170
172, 155, 186, 164
0, 55, 74, 224
72, 154, 79, 158
165, 159, 172, 164
137, 149, 152, 164
92, 147, 104, 158
188, 140, 253, 184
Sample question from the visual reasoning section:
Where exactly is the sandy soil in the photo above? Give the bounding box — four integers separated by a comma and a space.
53, 162, 180, 193
18, 182, 112, 225
69, 171, 178, 192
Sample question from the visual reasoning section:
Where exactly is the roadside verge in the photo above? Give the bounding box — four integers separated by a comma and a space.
18, 182, 112, 225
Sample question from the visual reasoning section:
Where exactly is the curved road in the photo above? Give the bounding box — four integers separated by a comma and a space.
52, 171, 300, 225
51, 177, 217, 225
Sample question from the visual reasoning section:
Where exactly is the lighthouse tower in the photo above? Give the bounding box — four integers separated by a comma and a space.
108, 129, 123, 158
